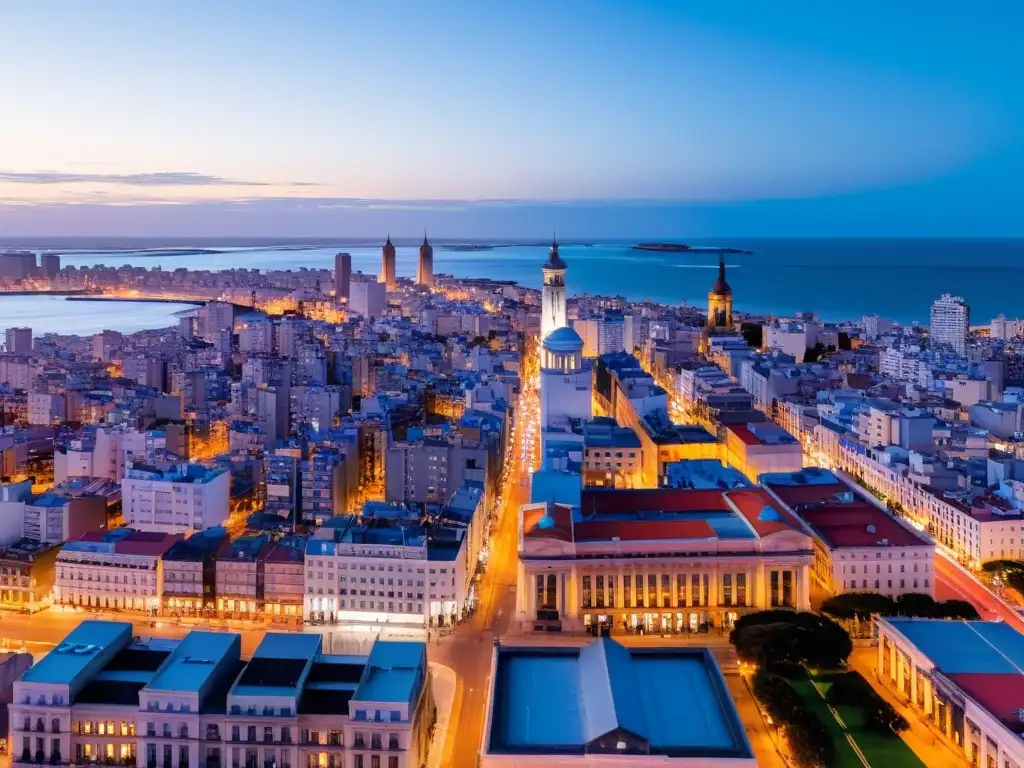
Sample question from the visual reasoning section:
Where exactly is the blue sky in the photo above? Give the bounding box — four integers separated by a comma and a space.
0, 1, 1020, 237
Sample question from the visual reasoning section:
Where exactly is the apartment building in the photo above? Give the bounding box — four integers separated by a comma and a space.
122, 462, 230, 533
304, 509, 469, 629
54, 529, 181, 612
7, 621, 434, 768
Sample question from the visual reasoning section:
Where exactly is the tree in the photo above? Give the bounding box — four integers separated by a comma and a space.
825, 673, 909, 734
740, 322, 763, 349
731, 610, 852, 669
938, 600, 979, 620
820, 592, 897, 621
894, 592, 940, 617
803, 342, 827, 363
838, 332, 852, 350
733, 623, 803, 667
753, 670, 835, 768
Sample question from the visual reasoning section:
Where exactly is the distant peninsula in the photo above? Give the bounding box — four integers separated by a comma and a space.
633, 243, 752, 254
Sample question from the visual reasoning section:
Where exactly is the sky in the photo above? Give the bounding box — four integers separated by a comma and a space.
0, 1, 1021, 238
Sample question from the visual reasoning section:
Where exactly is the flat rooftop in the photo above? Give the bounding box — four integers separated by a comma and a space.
885, 619, 1024, 674
145, 630, 240, 693
488, 639, 752, 759
353, 641, 426, 706
21, 620, 131, 686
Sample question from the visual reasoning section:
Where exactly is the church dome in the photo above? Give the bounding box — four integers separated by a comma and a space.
543, 326, 584, 353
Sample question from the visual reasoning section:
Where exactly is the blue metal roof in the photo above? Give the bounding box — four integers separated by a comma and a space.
353, 641, 426, 705
886, 619, 1024, 674
253, 632, 322, 661
145, 631, 240, 693
22, 620, 132, 686
489, 639, 752, 758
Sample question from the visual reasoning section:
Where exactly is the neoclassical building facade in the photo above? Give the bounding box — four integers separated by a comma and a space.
516, 487, 814, 634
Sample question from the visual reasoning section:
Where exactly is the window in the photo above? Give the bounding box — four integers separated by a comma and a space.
722, 574, 733, 607
582, 575, 592, 609
623, 575, 632, 608
608, 575, 616, 608
595, 575, 605, 608
647, 574, 657, 608
736, 573, 747, 607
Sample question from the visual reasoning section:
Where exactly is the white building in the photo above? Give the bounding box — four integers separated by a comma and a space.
350, 279, 387, 318
54, 529, 180, 612
765, 470, 935, 598
876, 618, 1024, 768
540, 241, 567, 340
303, 513, 469, 628
930, 293, 970, 355
28, 393, 66, 426
862, 314, 891, 340
516, 487, 814, 634
237, 315, 275, 355
539, 327, 592, 433
990, 314, 1024, 340
122, 462, 230, 533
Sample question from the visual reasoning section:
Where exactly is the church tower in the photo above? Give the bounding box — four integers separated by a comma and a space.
416, 231, 434, 287
379, 236, 396, 290
541, 238, 567, 339
707, 253, 733, 330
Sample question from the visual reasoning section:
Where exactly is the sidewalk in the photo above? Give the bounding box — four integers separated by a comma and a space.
427, 662, 457, 768
848, 648, 969, 768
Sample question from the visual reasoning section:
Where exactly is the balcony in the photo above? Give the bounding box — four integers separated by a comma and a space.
352, 738, 365, 750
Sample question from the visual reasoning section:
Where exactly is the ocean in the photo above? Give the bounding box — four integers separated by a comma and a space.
4, 238, 1023, 328
0, 295, 194, 337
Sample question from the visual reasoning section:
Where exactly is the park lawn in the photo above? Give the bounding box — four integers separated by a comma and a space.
787, 677, 865, 768
796, 672, 927, 768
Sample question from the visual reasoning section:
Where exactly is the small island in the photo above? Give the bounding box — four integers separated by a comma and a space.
633, 242, 752, 254
444, 244, 495, 251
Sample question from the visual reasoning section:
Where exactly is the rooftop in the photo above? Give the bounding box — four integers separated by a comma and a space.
488, 639, 752, 759
885, 619, 1024, 674
145, 631, 240, 694
353, 641, 426, 706
21, 620, 132, 686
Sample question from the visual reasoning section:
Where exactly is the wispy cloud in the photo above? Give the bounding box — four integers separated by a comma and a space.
0, 170, 317, 187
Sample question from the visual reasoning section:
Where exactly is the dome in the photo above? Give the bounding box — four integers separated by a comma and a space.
543, 240, 567, 271
543, 326, 584, 353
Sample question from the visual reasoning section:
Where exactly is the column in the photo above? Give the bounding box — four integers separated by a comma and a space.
876, 633, 885, 674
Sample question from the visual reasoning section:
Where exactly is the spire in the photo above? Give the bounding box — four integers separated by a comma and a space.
552, 230, 557, 248
423, 227, 429, 245
386, 234, 392, 245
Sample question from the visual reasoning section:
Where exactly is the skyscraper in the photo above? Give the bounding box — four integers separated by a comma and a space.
379, 236, 396, 290
541, 239, 567, 339
930, 293, 970, 355
706, 254, 734, 330
5, 327, 32, 354
416, 233, 434, 287
334, 252, 351, 300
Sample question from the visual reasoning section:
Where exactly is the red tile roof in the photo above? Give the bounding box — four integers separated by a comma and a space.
724, 488, 806, 537
725, 424, 762, 446
766, 482, 853, 507
947, 673, 1024, 734
580, 489, 730, 516
798, 502, 929, 549
573, 519, 717, 543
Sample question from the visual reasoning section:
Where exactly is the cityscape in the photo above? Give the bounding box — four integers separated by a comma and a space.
2, 4, 1024, 768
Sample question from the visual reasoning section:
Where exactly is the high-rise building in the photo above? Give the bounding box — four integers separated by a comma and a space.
350, 278, 387, 318
39, 252, 60, 278
334, 251, 351, 300
930, 293, 970, 355
4, 327, 32, 354
541, 239, 567, 339
707, 254, 733, 329
416, 233, 434, 287
379, 236, 396, 290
